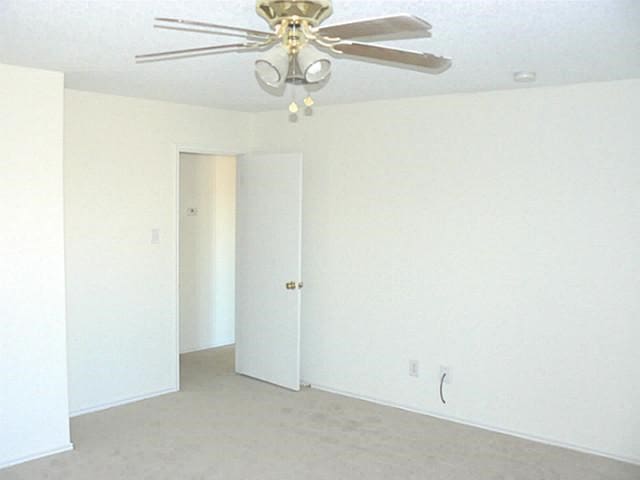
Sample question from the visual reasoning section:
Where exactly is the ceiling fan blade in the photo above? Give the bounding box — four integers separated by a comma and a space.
332, 42, 451, 73
135, 43, 258, 63
155, 17, 275, 39
317, 14, 432, 41
154, 24, 260, 40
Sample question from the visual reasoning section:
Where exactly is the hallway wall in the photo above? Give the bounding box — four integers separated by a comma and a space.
179, 153, 236, 353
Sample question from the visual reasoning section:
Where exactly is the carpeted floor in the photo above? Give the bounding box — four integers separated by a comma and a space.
2, 346, 638, 479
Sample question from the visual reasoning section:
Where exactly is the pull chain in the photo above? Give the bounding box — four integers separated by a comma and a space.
289, 51, 299, 114
286, 43, 314, 116
289, 86, 299, 114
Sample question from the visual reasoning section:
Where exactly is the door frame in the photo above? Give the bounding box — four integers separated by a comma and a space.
174, 145, 242, 391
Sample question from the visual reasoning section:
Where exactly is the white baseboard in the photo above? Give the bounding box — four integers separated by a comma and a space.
70, 387, 178, 417
180, 341, 234, 354
0, 443, 74, 470
310, 382, 640, 467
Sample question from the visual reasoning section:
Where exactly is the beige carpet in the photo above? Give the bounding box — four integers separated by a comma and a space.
2, 346, 638, 479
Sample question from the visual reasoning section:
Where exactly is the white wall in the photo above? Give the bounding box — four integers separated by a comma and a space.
252, 80, 640, 463
61, 79, 639, 462
64, 90, 252, 414
179, 154, 236, 353
0, 64, 71, 467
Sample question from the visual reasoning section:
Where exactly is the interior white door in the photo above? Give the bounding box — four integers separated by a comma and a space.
235, 153, 302, 391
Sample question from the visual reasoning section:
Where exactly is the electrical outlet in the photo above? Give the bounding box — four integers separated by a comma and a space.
409, 360, 419, 377
439, 365, 452, 384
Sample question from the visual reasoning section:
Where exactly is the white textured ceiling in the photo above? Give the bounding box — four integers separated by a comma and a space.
1, 0, 639, 111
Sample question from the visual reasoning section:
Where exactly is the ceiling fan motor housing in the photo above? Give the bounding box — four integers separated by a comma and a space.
256, 0, 333, 27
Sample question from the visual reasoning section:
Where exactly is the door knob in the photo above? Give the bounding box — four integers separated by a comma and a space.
285, 281, 297, 290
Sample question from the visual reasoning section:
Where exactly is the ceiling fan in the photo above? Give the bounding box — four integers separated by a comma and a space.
136, 0, 451, 110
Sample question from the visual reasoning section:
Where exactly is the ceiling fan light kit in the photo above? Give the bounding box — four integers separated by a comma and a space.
136, 0, 452, 114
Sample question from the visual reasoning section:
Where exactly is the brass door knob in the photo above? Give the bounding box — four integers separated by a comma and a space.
285, 281, 297, 290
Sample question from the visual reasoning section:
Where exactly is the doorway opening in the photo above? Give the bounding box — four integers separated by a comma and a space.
176, 149, 303, 392
177, 151, 237, 387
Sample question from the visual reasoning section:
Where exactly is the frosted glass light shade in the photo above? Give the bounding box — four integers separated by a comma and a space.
255, 47, 290, 87
297, 44, 331, 83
